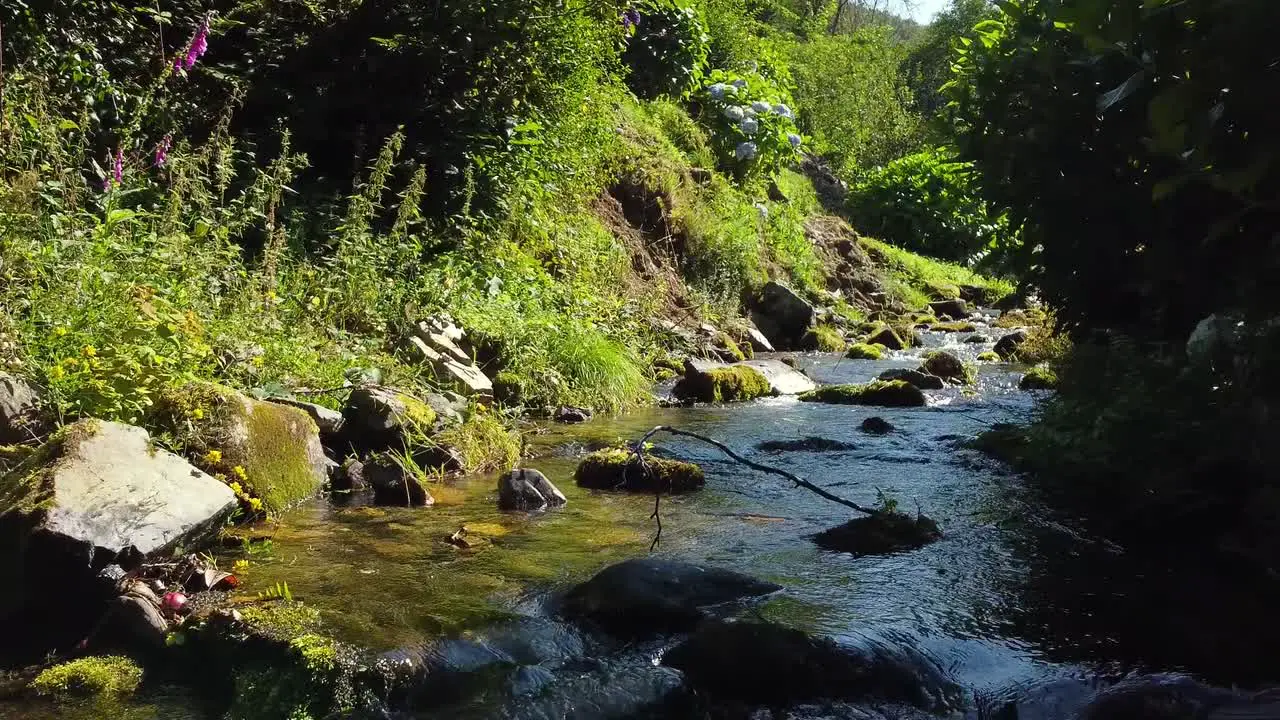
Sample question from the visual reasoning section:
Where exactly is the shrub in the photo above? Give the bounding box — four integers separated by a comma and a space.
623, 0, 711, 99
691, 69, 804, 179
847, 148, 1016, 263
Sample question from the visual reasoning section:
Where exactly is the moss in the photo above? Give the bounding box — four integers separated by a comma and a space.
0, 420, 100, 516
930, 321, 977, 333
1020, 365, 1059, 390
31, 656, 143, 699
492, 371, 522, 405
977, 351, 1001, 362
654, 367, 680, 382
239, 602, 323, 641
844, 343, 883, 360
291, 634, 338, 673
678, 365, 772, 403
433, 409, 521, 474
575, 448, 705, 493
859, 237, 1014, 311
798, 380, 925, 407
154, 384, 324, 514
714, 333, 747, 362
800, 324, 847, 353
1016, 325, 1072, 365
861, 324, 905, 351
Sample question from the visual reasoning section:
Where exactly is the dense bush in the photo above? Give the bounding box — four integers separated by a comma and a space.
847, 147, 1014, 263
623, 0, 711, 99
692, 69, 804, 178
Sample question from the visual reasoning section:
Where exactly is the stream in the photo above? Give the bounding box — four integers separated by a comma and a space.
7, 318, 1278, 719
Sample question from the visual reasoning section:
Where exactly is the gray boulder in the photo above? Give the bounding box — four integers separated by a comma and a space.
498, 468, 567, 511
1, 421, 237, 618
406, 318, 494, 399
0, 373, 49, 444
928, 299, 970, 320
878, 368, 945, 391
342, 387, 438, 451
680, 358, 816, 397
562, 558, 781, 636
267, 397, 345, 436
750, 282, 816, 350
995, 330, 1028, 360
364, 452, 434, 507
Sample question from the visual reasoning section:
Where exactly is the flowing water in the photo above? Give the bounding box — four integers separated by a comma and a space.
6, 318, 1278, 718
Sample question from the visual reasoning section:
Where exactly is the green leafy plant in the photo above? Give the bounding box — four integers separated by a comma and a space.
623, 0, 712, 99
692, 68, 804, 178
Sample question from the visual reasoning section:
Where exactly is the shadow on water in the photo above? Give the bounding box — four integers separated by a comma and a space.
5, 326, 1278, 717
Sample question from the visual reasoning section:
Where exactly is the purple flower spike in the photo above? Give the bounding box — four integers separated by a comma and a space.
112, 148, 124, 184
622, 8, 641, 33
176, 17, 211, 73
154, 134, 173, 168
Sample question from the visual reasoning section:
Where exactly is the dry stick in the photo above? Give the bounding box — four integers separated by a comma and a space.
628, 426, 878, 550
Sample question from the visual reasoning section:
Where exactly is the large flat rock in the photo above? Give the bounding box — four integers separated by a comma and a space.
684, 358, 816, 396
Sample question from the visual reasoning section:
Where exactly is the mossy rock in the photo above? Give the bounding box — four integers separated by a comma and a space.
712, 333, 747, 363
799, 381, 925, 408
814, 512, 942, 556
861, 324, 905, 351
654, 367, 680, 382
1019, 365, 1059, 390
931, 321, 977, 333
800, 325, 847, 353
977, 351, 1001, 363
341, 387, 439, 452
677, 365, 772, 403
844, 343, 883, 360
966, 424, 1030, 467
575, 449, 705, 494
920, 351, 973, 385
31, 656, 143, 699
153, 384, 327, 514
492, 372, 523, 406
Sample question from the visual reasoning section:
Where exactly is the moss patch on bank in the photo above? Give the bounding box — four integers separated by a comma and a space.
861, 237, 1013, 310
31, 656, 143, 699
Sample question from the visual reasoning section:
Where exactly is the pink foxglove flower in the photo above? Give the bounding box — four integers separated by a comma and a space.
154, 134, 172, 167
174, 17, 211, 74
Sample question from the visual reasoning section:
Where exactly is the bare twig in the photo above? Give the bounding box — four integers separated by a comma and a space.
627, 426, 878, 549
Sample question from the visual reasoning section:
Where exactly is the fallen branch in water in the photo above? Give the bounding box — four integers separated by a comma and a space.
627, 425, 877, 550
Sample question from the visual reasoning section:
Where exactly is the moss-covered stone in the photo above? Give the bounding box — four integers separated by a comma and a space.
920, 351, 974, 385
844, 343, 883, 360
798, 381, 925, 408
153, 384, 327, 514
931, 321, 977, 333
1019, 365, 1059, 390
712, 333, 747, 363
800, 324, 847, 353
575, 448, 705, 494
30, 656, 143, 699
813, 512, 942, 556
678, 365, 772, 403
492, 371, 522, 405
861, 324, 905, 351
977, 351, 1001, 363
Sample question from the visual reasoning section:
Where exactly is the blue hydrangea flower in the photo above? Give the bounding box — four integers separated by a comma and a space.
773, 103, 794, 118
708, 83, 729, 100
731, 79, 748, 90
723, 106, 746, 122
788, 133, 803, 148
735, 142, 758, 161
751, 101, 772, 114
740, 118, 759, 135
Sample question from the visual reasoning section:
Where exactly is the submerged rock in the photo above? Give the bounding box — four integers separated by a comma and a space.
878, 368, 945, 391
663, 620, 961, 711
814, 512, 942, 556
562, 558, 781, 635
799, 381, 926, 408
574, 449, 704, 494
0, 373, 49, 445
756, 437, 856, 453
365, 452, 434, 506
750, 281, 816, 350
1078, 674, 1279, 720
861, 417, 894, 435
0, 421, 236, 621
553, 406, 592, 424
498, 468, 567, 511
995, 330, 1028, 360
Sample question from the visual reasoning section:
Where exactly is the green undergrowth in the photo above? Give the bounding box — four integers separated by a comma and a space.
31, 656, 143, 699
861, 237, 1013, 311
433, 408, 522, 474
801, 324, 847, 353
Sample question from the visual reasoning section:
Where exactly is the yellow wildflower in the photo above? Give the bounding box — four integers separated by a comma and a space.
232, 465, 248, 480
53, 327, 68, 337
48, 365, 66, 380
82, 345, 97, 358
247, 497, 263, 512
233, 559, 250, 572
229, 482, 243, 495
203, 449, 223, 465
251, 355, 265, 367
192, 407, 204, 420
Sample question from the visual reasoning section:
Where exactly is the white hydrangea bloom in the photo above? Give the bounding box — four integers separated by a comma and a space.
723, 106, 746, 122
773, 103, 794, 118
788, 133, 803, 148
740, 118, 759, 135
751, 101, 772, 114
735, 142, 758, 161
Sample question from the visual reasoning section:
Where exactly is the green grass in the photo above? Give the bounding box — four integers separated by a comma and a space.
861, 237, 1014, 311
